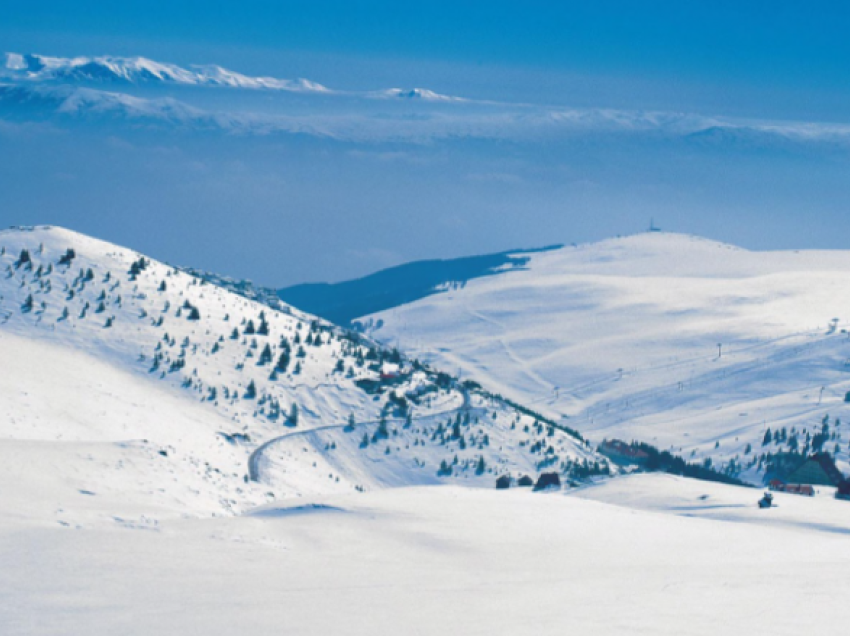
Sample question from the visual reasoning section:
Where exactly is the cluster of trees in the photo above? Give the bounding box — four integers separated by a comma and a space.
762, 414, 844, 457
631, 441, 749, 486
437, 455, 487, 477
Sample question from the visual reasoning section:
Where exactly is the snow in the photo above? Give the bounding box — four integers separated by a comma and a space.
3, 226, 850, 633
2, 478, 850, 635
0, 225, 593, 514
372, 87, 467, 102
362, 232, 850, 481
1, 52, 331, 93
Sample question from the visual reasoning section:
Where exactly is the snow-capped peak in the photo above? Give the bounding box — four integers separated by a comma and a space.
2, 52, 330, 93
374, 87, 466, 102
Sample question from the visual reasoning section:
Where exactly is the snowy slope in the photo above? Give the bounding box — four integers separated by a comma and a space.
3, 480, 850, 635
4, 226, 850, 635
0, 225, 597, 523
360, 232, 850, 482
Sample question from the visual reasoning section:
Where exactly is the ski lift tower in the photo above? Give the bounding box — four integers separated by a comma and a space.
648, 218, 661, 233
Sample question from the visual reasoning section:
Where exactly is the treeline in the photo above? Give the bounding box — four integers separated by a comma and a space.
632, 442, 750, 487
464, 382, 585, 443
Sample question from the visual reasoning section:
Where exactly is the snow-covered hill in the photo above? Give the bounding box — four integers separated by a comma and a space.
0, 225, 597, 524
360, 232, 850, 483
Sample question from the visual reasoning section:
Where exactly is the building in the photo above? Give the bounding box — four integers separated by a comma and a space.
598, 439, 650, 467
786, 453, 845, 487
836, 482, 850, 501
768, 479, 784, 491
769, 480, 814, 497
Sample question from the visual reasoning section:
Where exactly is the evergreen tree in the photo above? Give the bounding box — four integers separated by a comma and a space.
58, 248, 75, 266
258, 343, 273, 365
276, 351, 290, 373
245, 320, 256, 335
376, 415, 389, 439
16, 249, 31, 268
244, 381, 257, 399
762, 428, 772, 446
257, 313, 269, 336
288, 403, 299, 426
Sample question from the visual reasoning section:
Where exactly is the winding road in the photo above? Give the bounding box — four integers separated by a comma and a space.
248, 386, 472, 482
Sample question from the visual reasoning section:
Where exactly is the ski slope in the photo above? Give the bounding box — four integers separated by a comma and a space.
360, 232, 850, 481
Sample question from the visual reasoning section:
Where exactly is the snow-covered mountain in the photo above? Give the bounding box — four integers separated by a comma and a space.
0, 225, 600, 524
371, 87, 467, 102
5, 52, 850, 149
1, 52, 471, 102
358, 232, 850, 484
2, 52, 330, 92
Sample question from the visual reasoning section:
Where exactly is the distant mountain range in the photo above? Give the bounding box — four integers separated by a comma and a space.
3, 51, 850, 147
1, 52, 460, 100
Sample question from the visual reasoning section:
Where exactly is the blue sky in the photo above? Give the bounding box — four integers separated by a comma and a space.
2, 2, 850, 285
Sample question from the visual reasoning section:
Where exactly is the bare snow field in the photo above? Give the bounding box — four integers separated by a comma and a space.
2, 476, 850, 635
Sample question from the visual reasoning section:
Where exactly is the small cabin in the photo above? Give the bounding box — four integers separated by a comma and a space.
836, 482, 850, 501
784, 484, 815, 497
495, 475, 512, 490
533, 472, 561, 491
768, 480, 814, 497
